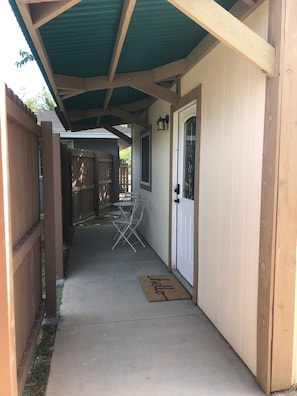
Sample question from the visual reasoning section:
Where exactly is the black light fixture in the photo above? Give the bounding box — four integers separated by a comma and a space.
157, 115, 169, 131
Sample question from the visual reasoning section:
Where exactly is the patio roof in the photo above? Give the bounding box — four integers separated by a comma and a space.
9, 0, 271, 132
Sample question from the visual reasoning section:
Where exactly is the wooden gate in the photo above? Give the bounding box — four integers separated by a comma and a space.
70, 148, 115, 223
97, 152, 114, 210
71, 149, 96, 223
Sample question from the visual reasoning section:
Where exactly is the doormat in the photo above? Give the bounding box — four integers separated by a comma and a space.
138, 274, 191, 302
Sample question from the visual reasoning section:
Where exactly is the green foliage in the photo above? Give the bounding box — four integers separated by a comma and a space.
120, 146, 131, 168
22, 284, 64, 396
23, 324, 56, 396
15, 50, 34, 68
18, 86, 56, 113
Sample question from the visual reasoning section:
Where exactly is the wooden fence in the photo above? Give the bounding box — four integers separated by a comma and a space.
0, 86, 62, 395
97, 152, 115, 210
63, 148, 117, 224
71, 149, 97, 223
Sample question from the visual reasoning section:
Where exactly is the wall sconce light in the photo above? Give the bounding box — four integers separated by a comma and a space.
157, 115, 169, 131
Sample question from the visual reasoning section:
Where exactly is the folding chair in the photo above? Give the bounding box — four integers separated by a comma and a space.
111, 198, 145, 252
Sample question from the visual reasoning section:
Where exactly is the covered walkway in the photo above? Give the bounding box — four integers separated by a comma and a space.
46, 220, 264, 396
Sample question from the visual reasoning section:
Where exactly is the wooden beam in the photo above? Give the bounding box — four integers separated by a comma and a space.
183, 0, 266, 75
242, 0, 257, 6
15, 1, 71, 129
108, 0, 136, 81
103, 89, 113, 111
67, 106, 148, 127
131, 82, 178, 105
109, 106, 148, 128
153, 59, 185, 81
168, 0, 275, 77
270, 0, 297, 391
31, 0, 81, 28
257, 0, 297, 393
102, 124, 132, 145
55, 62, 184, 94
96, 88, 113, 127
20, 0, 66, 3
120, 97, 155, 112
97, 0, 136, 123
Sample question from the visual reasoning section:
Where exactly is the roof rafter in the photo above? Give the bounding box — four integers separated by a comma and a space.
67, 106, 148, 128
102, 124, 132, 145
130, 82, 178, 106
15, 0, 71, 128
108, 0, 136, 82
29, 0, 81, 28
19, 0, 66, 3
184, 0, 266, 74
168, 0, 275, 77
98, 0, 136, 126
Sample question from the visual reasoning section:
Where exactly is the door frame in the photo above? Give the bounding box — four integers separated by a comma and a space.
169, 85, 201, 304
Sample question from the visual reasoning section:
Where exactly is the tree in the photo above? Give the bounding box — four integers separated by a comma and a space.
15, 50, 34, 68
18, 86, 56, 113
120, 146, 131, 168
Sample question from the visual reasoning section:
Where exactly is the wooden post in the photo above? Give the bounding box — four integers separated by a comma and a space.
42, 122, 63, 316
61, 144, 73, 245
52, 134, 63, 280
257, 0, 297, 393
0, 84, 18, 395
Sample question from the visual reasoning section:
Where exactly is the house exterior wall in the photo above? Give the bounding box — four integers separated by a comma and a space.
180, 2, 268, 375
133, 101, 171, 265
133, 1, 269, 375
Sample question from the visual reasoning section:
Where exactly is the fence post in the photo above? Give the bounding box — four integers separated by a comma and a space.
42, 122, 63, 316
61, 144, 73, 245
0, 84, 18, 396
53, 135, 63, 280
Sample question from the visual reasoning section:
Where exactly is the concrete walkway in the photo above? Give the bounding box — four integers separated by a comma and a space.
46, 221, 265, 396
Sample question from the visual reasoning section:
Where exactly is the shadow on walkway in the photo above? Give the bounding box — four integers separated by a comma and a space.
46, 221, 264, 396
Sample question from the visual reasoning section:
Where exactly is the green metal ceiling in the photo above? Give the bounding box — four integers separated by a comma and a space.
10, 0, 240, 130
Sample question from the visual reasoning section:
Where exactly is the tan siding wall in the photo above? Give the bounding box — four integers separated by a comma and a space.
181, 2, 268, 374
133, 101, 171, 264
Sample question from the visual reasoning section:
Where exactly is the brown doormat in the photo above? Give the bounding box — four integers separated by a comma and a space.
138, 274, 191, 302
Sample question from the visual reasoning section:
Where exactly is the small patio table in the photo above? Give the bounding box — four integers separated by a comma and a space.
113, 201, 134, 218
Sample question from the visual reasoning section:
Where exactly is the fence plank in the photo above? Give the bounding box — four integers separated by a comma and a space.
13, 221, 43, 274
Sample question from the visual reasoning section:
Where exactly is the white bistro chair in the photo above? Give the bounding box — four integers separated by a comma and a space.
111, 198, 145, 252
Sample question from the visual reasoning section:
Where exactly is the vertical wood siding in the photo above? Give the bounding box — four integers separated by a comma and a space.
181, 3, 268, 374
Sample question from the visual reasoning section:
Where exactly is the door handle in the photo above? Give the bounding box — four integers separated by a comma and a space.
174, 198, 180, 204
174, 184, 180, 195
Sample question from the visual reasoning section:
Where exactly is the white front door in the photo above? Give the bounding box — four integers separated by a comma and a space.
175, 104, 196, 286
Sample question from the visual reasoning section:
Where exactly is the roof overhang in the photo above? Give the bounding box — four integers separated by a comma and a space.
9, 0, 275, 134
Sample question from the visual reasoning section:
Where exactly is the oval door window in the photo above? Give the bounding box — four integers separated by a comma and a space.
183, 116, 196, 200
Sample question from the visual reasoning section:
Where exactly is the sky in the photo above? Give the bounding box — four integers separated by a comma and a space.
1, 1, 46, 99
